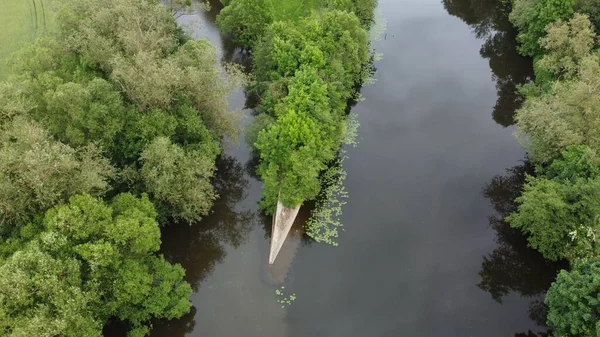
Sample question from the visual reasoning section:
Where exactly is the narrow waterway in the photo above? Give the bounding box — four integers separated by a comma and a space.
149, 0, 561, 336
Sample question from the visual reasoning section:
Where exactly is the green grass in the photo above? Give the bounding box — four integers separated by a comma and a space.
0, 0, 51, 79
266, 0, 321, 22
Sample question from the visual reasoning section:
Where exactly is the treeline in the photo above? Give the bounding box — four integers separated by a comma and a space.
217, 0, 377, 212
0, 0, 242, 336
503, 0, 600, 335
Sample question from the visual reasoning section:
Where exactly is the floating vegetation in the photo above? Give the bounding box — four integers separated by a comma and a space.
370, 8, 388, 41
275, 286, 296, 308
305, 115, 359, 246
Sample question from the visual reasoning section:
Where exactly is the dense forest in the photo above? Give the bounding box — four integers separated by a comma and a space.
0, 0, 377, 335
0, 0, 245, 335
489, 0, 600, 335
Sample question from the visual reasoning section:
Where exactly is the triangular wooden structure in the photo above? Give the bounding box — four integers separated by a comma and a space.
269, 197, 301, 264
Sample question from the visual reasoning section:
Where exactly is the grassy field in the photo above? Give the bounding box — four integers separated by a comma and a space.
267, 0, 321, 22
0, 0, 50, 79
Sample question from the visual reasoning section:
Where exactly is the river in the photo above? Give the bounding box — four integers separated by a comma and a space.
142, 0, 562, 336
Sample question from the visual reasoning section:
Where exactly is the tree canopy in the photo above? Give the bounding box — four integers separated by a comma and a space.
506, 0, 600, 332
546, 259, 600, 337
0, 194, 192, 337
0, 0, 243, 335
509, 0, 575, 57
507, 146, 600, 262
5, 0, 243, 222
515, 53, 600, 164
219, 1, 372, 211
0, 117, 114, 232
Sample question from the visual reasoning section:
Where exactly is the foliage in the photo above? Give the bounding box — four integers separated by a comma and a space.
0, 117, 114, 231
515, 54, 600, 164
305, 115, 358, 246
256, 109, 329, 210
324, 0, 378, 26
305, 155, 348, 246
140, 137, 217, 222
217, 0, 273, 49
0, 83, 33, 124
509, 0, 575, 57
218, 0, 374, 212
574, 0, 600, 33
544, 145, 600, 182
0, 244, 102, 337
0, 194, 192, 336
275, 286, 296, 308
538, 13, 596, 80
1, 194, 191, 336
251, 10, 370, 210
219, 0, 373, 223
6, 0, 244, 222
507, 146, 600, 262
546, 258, 600, 336
253, 10, 371, 111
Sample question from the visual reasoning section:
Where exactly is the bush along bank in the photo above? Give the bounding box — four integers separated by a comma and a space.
505, 0, 600, 334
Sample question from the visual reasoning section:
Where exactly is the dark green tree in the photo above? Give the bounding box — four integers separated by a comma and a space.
546, 258, 600, 336
509, 0, 575, 57
507, 146, 600, 261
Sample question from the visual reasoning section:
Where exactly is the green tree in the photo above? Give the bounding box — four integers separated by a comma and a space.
140, 137, 217, 222
515, 54, 600, 164
217, 0, 273, 49
255, 67, 342, 210
575, 0, 600, 33
0, 117, 114, 231
0, 83, 33, 124
0, 194, 192, 336
253, 10, 370, 112
546, 258, 600, 336
256, 110, 328, 210
6, 0, 243, 222
509, 0, 575, 57
0, 244, 102, 337
538, 13, 597, 80
507, 146, 600, 261
37, 78, 129, 150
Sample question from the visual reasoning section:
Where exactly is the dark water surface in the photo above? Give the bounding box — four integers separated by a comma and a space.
147, 0, 563, 336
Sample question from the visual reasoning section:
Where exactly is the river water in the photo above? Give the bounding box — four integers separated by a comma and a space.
145, 0, 563, 336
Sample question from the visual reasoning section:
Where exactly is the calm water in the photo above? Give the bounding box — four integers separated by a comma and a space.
145, 0, 562, 336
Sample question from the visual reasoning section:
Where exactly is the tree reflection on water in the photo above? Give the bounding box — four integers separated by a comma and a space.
443, 0, 533, 127
481, 162, 565, 337
149, 155, 254, 336
442, 1, 561, 334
